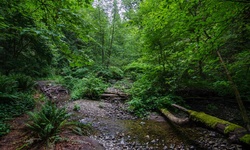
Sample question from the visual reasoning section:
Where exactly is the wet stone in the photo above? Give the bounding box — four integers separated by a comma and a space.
151, 139, 156, 143
68, 89, 245, 150
189, 145, 195, 150
163, 145, 168, 149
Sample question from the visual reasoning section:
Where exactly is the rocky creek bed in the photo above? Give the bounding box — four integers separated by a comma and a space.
64, 98, 245, 150
0, 81, 247, 150
43, 81, 248, 149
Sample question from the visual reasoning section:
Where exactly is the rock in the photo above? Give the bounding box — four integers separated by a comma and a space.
151, 139, 156, 143
189, 145, 195, 150
140, 122, 146, 125
105, 136, 109, 140
208, 140, 214, 145
120, 137, 125, 145
163, 145, 168, 150
236, 145, 242, 150
120, 132, 125, 137
209, 132, 216, 137
79, 118, 91, 124
170, 144, 175, 149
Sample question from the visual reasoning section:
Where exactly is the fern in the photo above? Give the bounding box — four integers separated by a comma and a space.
26, 101, 89, 145
9, 73, 34, 91
70, 75, 108, 100
27, 101, 70, 142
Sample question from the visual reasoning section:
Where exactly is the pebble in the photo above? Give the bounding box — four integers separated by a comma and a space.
78, 90, 245, 150
151, 139, 155, 143
140, 121, 146, 125
163, 145, 168, 149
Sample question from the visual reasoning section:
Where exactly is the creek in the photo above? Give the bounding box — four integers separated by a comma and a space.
66, 99, 243, 150
37, 81, 245, 149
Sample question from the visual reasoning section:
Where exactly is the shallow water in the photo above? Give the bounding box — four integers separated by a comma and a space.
83, 116, 198, 149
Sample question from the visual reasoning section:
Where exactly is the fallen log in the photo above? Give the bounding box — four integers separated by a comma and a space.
160, 109, 189, 125
101, 93, 119, 98
101, 93, 129, 100
171, 104, 250, 145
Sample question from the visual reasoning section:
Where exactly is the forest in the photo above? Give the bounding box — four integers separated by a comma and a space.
1, 0, 250, 149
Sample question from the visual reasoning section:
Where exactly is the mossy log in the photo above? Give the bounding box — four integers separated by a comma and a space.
160, 109, 189, 125
171, 104, 250, 145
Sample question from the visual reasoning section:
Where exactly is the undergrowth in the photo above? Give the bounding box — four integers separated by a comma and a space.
64, 75, 108, 100
26, 101, 92, 147
0, 74, 35, 137
0, 94, 35, 137
126, 67, 184, 117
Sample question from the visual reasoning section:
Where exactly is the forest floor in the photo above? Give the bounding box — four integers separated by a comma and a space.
0, 81, 248, 150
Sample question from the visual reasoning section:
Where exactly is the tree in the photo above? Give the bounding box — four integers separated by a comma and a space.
127, 0, 250, 125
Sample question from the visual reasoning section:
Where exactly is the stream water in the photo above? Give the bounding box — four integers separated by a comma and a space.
75, 111, 190, 149
84, 116, 195, 149
36, 81, 245, 150
67, 99, 245, 150
67, 99, 198, 149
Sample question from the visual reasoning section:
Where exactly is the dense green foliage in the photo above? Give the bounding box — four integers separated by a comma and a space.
1, 0, 250, 135
27, 102, 70, 142
67, 75, 109, 100
26, 101, 91, 146
0, 93, 34, 136
125, 0, 250, 115
0, 73, 35, 136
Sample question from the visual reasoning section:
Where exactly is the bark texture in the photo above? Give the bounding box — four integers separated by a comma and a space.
163, 104, 250, 145
160, 108, 189, 125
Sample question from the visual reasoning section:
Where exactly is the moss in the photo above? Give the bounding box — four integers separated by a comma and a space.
224, 123, 243, 134
188, 110, 243, 134
161, 109, 170, 115
240, 134, 250, 145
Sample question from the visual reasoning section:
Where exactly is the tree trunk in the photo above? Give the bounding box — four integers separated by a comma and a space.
217, 50, 250, 131
97, 4, 105, 65
107, 1, 117, 68
160, 108, 189, 125
170, 104, 250, 145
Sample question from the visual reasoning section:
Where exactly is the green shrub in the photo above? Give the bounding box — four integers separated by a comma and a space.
0, 74, 34, 102
9, 73, 34, 91
129, 75, 152, 98
73, 104, 80, 111
70, 79, 85, 100
27, 101, 71, 143
124, 62, 150, 73
95, 66, 124, 81
26, 101, 91, 145
124, 62, 150, 81
0, 93, 34, 137
127, 70, 184, 117
127, 97, 147, 117
0, 74, 18, 100
72, 68, 89, 78
0, 121, 10, 136
62, 75, 75, 88
128, 95, 178, 117
96, 67, 112, 80
113, 78, 133, 92
47, 75, 66, 86
212, 80, 232, 96
109, 66, 124, 80
70, 75, 108, 100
